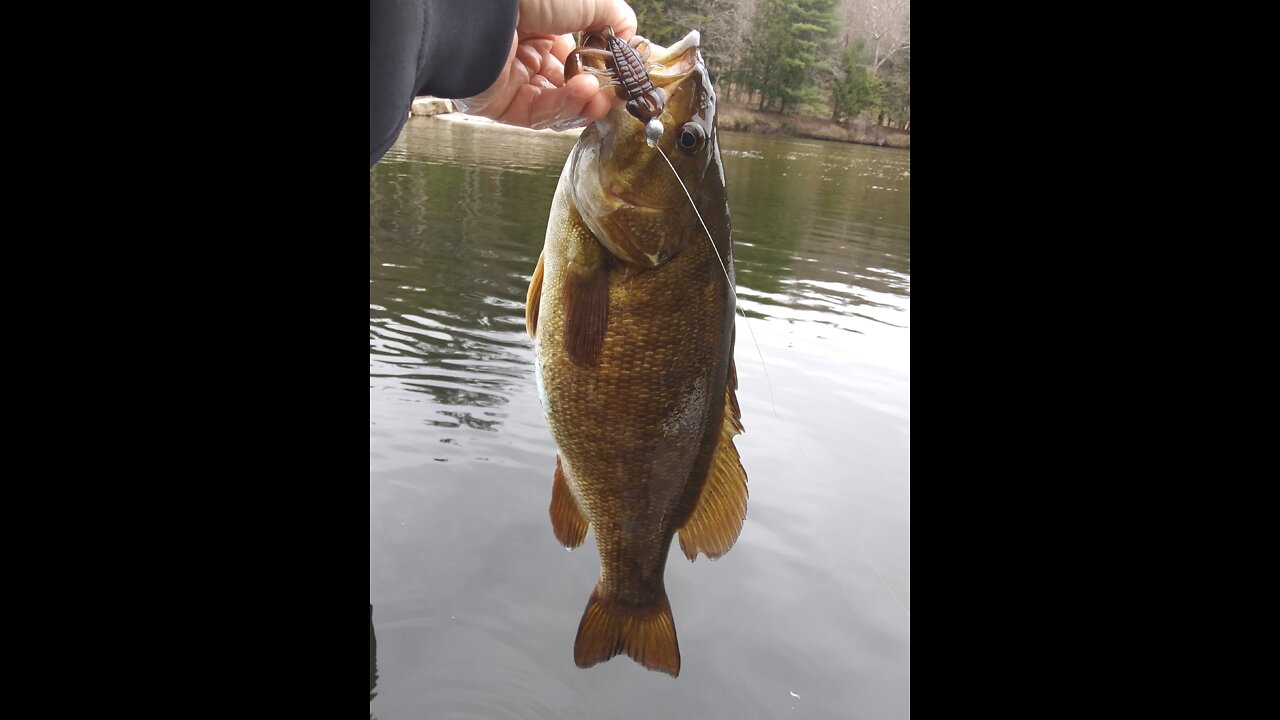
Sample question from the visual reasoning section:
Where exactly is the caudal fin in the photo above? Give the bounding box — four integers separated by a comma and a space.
573, 585, 680, 677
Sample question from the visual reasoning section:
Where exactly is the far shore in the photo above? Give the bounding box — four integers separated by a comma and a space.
410, 97, 909, 149
717, 104, 910, 149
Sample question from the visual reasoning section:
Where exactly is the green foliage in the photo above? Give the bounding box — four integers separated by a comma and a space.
626, 0, 910, 128
737, 0, 839, 114
830, 40, 886, 125
879, 49, 910, 128
629, 0, 687, 46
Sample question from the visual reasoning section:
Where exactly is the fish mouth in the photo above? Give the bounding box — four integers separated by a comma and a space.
573, 30, 706, 212
642, 31, 701, 85
567, 29, 709, 266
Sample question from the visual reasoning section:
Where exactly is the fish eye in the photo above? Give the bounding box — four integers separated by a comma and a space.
677, 123, 705, 154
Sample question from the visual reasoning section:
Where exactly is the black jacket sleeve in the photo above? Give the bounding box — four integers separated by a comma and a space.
370, 0, 520, 166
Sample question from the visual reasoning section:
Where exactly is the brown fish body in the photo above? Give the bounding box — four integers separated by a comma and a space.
525, 31, 747, 677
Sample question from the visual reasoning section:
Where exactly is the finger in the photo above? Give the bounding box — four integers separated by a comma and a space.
549, 33, 576, 63
503, 73, 606, 130
537, 73, 614, 126
517, 0, 638, 42
608, 4, 638, 41
510, 35, 566, 87
455, 33, 521, 118
540, 57, 565, 86
572, 74, 616, 122
538, 40, 569, 85
514, 36, 554, 72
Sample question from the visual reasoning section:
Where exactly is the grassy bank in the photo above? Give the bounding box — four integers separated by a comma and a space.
717, 103, 910, 149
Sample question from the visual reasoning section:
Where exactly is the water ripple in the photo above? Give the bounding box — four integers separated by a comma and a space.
372, 120, 909, 720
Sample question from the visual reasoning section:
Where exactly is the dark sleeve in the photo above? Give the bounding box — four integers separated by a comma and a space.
370, 0, 520, 166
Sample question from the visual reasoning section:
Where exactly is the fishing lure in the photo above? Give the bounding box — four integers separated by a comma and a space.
565, 27, 666, 145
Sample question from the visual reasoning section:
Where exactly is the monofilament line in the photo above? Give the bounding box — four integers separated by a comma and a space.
656, 148, 777, 417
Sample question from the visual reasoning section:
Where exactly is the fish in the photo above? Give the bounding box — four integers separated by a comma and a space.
525, 29, 746, 678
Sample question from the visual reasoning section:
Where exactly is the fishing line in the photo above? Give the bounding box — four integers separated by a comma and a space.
655, 146, 777, 417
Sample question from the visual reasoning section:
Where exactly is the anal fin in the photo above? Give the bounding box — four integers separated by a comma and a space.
549, 455, 588, 548
678, 359, 747, 561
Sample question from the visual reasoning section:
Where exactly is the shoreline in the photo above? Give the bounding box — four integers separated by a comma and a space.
409, 97, 908, 149
717, 104, 910, 149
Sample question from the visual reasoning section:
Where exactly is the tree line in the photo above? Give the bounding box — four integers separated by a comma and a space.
629, 0, 910, 129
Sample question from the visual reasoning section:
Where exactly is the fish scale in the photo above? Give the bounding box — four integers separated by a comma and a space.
526, 29, 747, 678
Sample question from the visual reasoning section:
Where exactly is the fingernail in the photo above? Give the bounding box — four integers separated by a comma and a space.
451, 97, 472, 113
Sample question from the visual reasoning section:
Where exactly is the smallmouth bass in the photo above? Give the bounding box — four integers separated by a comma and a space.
525, 30, 747, 677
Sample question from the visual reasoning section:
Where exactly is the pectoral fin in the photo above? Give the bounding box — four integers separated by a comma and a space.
563, 253, 611, 367
526, 251, 544, 339
549, 455, 588, 548
678, 359, 747, 561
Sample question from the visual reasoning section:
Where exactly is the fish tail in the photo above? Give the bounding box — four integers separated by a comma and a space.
573, 584, 680, 677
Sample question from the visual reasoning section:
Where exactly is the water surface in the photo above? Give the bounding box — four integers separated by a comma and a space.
370, 116, 910, 719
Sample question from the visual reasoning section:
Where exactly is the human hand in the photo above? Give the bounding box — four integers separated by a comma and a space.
454, 0, 638, 130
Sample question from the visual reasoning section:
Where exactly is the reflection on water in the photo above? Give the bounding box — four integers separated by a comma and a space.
371, 117, 909, 719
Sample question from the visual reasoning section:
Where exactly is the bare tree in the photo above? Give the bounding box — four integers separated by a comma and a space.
704, 0, 752, 85
630, 0, 754, 98
840, 0, 910, 75
712, 0, 757, 101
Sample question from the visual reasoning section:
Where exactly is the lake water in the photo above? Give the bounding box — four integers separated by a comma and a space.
370, 115, 910, 719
